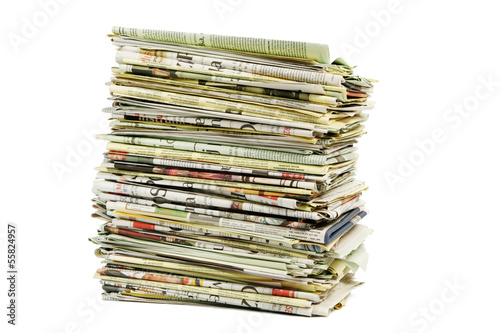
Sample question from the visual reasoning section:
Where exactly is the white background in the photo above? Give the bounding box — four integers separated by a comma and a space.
1, 0, 499, 332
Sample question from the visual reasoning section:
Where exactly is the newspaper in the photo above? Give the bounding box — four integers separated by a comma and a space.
111, 36, 323, 69
109, 125, 322, 150
100, 225, 314, 260
98, 134, 357, 166
112, 26, 331, 63
109, 214, 297, 246
99, 160, 319, 191
96, 273, 311, 307
97, 181, 322, 220
113, 72, 331, 114
103, 152, 339, 182
109, 84, 331, 124
97, 267, 321, 302
115, 49, 343, 86
96, 167, 315, 194
94, 173, 305, 209
102, 289, 313, 316
108, 97, 322, 130
105, 142, 353, 175
97, 192, 304, 228
108, 112, 316, 137
103, 199, 367, 244
92, 235, 303, 276
116, 51, 287, 83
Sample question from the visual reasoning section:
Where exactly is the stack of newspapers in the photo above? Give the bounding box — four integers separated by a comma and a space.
90, 26, 374, 317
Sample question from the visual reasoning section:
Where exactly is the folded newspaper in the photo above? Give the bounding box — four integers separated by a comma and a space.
90, 26, 375, 317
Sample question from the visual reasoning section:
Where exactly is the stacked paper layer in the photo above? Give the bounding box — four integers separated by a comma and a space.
90, 26, 374, 316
